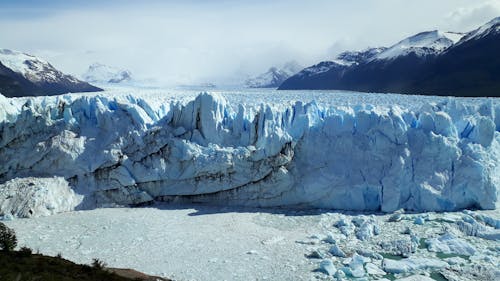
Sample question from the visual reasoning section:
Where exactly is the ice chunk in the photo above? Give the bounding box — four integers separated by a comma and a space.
365, 262, 386, 276
382, 257, 447, 274
395, 275, 436, 281
426, 233, 476, 256
414, 216, 425, 225
0, 177, 81, 218
329, 245, 346, 258
380, 238, 417, 257
356, 219, 380, 241
318, 259, 336, 276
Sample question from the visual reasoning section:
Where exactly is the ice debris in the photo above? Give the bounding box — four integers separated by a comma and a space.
382, 257, 447, 274
329, 245, 346, 258
426, 233, 476, 256
318, 259, 336, 276
0, 177, 81, 218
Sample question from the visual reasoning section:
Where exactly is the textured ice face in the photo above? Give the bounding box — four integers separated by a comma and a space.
0, 91, 498, 213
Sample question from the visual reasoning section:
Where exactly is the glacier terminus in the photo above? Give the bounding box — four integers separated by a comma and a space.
0, 90, 498, 218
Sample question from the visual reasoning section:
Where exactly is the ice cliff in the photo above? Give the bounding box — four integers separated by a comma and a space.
0, 92, 498, 215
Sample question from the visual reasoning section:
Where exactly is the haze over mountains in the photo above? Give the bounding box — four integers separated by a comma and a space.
0, 17, 499, 97
279, 17, 500, 97
245, 61, 303, 88
82, 63, 133, 84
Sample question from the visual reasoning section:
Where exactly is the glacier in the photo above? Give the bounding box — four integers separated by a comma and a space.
0, 91, 498, 215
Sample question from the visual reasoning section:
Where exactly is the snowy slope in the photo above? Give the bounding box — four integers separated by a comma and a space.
245, 61, 302, 88
457, 16, 500, 45
82, 63, 132, 84
0, 49, 80, 84
374, 31, 465, 60
0, 49, 102, 97
0, 90, 498, 214
295, 48, 385, 78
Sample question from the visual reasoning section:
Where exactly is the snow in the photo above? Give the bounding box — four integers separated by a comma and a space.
0, 49, 50, 77
245, 61, 302, 88
457, 16, 500, 45
0, 48, 79, 83
374, 31, 465, 60
0, 88, 499, 214
296, 48, 386, 77
82, 63, 132, 84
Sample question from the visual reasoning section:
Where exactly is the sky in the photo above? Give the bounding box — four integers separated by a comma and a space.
0, 0, 499, 86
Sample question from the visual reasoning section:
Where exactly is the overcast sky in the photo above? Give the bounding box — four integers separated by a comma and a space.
0, 0, 499, 85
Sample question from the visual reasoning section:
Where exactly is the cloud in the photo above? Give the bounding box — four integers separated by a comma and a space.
0, 0, 498, 85
445, 1, 500, 31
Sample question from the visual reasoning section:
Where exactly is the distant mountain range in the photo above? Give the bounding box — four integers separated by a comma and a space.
82, 63, 133, 84
279, 17, 500, 97
245, 61, 303, 88
0, 49, 102, 97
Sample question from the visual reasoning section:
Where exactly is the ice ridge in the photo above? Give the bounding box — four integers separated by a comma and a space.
0, 92, 498, 215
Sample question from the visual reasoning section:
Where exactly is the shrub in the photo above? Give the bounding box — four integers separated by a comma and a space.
0, 222, 17, 252
91, 258, 106, 269
19, 246, 33, 257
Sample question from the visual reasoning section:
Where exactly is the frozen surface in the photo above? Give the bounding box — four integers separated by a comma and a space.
4, 207, 499, 281
0, 87, 499, 213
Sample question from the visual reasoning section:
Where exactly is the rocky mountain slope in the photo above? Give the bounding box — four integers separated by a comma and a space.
0, 49, 102, 97
245, 61, 302, 88
279, 17, 500, 97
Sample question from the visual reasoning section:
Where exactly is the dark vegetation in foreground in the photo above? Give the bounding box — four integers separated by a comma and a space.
0, 222, 171, 281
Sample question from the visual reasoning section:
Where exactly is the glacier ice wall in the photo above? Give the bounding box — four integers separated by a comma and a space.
0, 93, 498, 213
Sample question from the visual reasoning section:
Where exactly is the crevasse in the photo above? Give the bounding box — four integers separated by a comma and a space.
0, 92, 498, 213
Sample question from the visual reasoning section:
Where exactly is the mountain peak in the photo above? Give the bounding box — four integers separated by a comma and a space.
245, 61, 303, 88
457, 16, 500, 44
82, 63, 132, 84
0, 49, 102, 97
0, 48, 58, 82
373, 30, 465, 60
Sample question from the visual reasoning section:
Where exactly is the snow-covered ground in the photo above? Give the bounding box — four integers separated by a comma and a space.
4, 205, 499, 281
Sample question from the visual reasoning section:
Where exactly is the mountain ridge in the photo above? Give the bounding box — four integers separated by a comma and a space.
279, 17, 500, 97
0, 49, 102, 97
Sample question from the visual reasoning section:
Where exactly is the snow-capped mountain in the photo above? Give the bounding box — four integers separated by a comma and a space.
296, 47, 386, 79
373, 31, 464, 60
279, 17, 500, 97
456, 16, 500, 45
0, 49, 102, 97
337, 47, 387, 64
82, 63, 133, 84
245, 61, 302, 88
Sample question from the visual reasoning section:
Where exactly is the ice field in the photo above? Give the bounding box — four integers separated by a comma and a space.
1, 88, 499, 213
4, 205, 499, 281
1, 87, 499, 280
